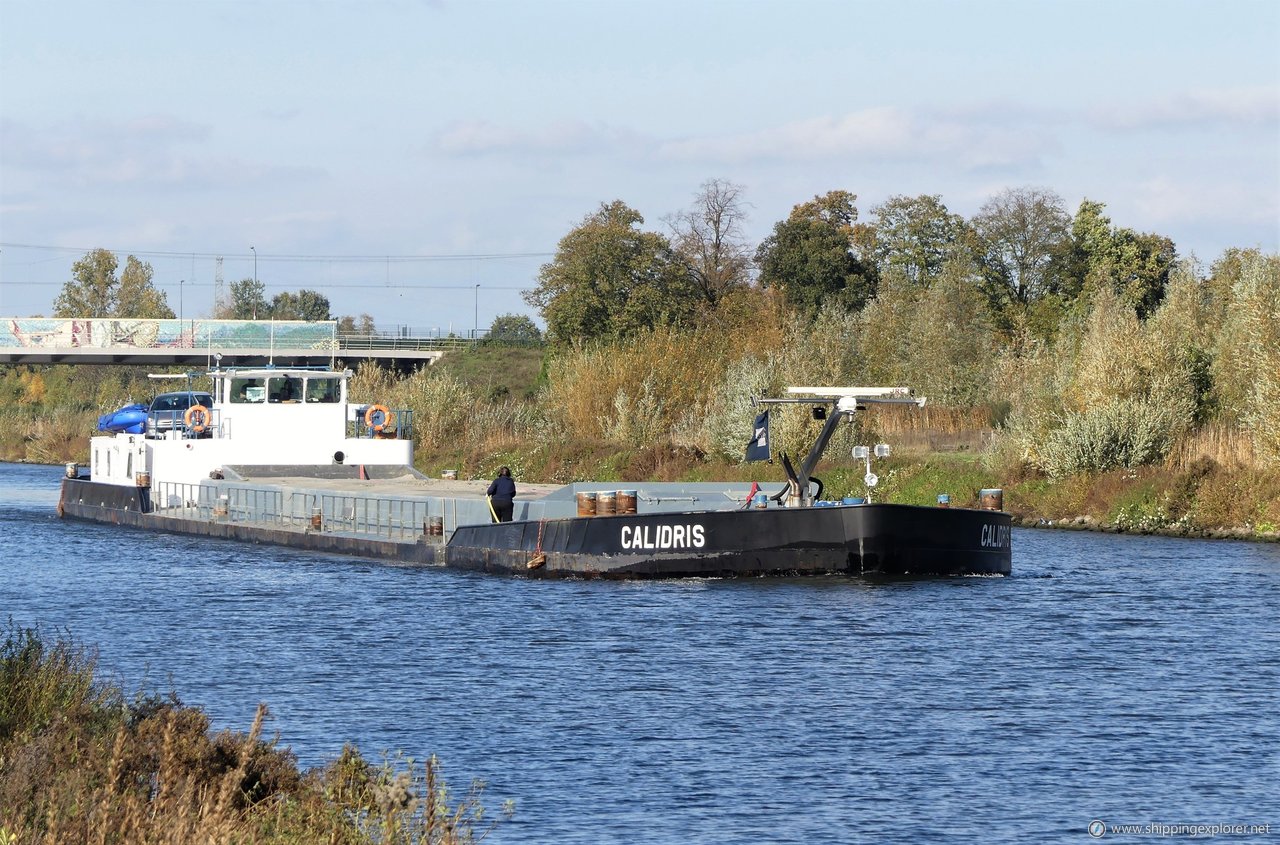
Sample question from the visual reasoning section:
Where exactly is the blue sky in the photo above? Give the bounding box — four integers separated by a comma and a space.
2, 0, 1277, 332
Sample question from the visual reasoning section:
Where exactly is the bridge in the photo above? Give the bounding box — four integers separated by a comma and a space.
0, 317, 479, 370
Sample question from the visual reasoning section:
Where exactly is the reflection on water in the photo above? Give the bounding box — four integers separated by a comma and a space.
3, 462, 1278, 843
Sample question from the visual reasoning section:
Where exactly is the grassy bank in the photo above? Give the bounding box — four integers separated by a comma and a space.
0, 623, 508, 845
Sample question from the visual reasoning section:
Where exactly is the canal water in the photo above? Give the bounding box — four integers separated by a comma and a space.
3, 462, 1277, 843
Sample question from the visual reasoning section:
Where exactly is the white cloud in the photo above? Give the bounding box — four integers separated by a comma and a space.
657, 107, 1061, 176
431, 106, 1060, 176
433, 119, 644, 156
1090, 86, 1279, 130
1, 116, 321, 191
1133, 175, 1279, 228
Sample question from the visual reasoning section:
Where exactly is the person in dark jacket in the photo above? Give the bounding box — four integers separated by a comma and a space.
486, 466, 516, 522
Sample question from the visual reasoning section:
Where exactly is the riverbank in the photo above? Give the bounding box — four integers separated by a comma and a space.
5, 432, 1278, 544
0, 623, 506, 844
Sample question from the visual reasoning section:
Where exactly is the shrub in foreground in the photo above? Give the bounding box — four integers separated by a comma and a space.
0, 622, 507, 844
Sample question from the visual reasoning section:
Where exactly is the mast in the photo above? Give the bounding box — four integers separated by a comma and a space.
754, 387, 925, 506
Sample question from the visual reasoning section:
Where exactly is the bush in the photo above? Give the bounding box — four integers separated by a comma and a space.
0, 623, 507, 844
1037, 399, 1178, 478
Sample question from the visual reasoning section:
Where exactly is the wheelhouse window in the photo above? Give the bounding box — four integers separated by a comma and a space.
305, 377, 340, 403
268, 376, 304, 403
230, 378, 267, 403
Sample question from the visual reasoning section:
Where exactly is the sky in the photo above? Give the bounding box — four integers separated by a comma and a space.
1, 0, 1277, 333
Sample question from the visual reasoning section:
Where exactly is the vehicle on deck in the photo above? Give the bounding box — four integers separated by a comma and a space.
146, 391, 216, 438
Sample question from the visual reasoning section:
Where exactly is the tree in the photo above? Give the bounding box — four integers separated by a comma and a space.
486, 314, 543, 346
270, 289, 331, 321
1066, 199, 1176, 318
116, 256, 175, 319
524, 200, 699, 344
53, 249, 172, 318
755, 190, 876, 312
54, 249, 117, 317
866, 194, 971, 287
224, 279, 269, 319
665, 178, 753, 307
905, 259, 998, 406
972, 186, 1071, 306
337, 313, 377, 334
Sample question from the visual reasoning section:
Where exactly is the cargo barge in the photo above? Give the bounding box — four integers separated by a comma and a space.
58, 370, 1012, 578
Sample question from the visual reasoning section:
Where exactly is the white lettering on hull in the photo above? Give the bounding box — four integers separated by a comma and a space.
620, 524, 706, 550
980, 523, 1011, 549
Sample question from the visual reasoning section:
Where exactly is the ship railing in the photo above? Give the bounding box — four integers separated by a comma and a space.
150, 482, 286, 525
150, 480, 464, 540
349, 407, 415, 442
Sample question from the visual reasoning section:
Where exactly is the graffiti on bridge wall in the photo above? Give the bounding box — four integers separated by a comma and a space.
1, 319, 337, 351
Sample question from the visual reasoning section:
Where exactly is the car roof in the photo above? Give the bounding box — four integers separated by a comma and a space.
153, 391, 212, 399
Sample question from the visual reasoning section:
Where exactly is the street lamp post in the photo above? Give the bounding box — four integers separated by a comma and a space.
474, 284, 480, 341
250, 245, 258, 319
179, 279, 184, 335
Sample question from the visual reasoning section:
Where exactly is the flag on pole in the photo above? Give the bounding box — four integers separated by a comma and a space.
745, 410, 770, 462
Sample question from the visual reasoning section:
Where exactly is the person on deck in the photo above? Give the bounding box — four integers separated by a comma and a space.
486, 466, 516, 522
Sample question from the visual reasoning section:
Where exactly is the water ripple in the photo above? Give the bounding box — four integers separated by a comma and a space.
3, 463, 1278, 843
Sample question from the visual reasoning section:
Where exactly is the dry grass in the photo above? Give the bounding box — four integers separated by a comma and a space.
0, 623, 507, 845
1167, 423, 1257, 471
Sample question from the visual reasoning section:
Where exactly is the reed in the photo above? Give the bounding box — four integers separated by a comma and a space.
0, 622, 507, 845
1167, 424, 1257, 471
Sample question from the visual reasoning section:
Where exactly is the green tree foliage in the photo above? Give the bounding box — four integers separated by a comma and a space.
223, 279, 269, 319
665, 178, 753, 307
866, 194, 971, 288
270, 289, 331, 321
856, 270, 918, 387
903, 260, 997, 407
116, 256, 175, 318
1147, 259, 1216, 424
54, 249, 117, 317
53, 249, 173, 319
972, 187, 1071, 334
524, 200, 699, 344
485, 314, 543, 347
755, 190, 876, 312
337, 313, 377, 334
219, 281, 329, 321
1068, 200, 1176, 318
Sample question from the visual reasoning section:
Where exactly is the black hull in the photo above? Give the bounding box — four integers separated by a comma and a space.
59, 478, 1011, 578
448, 503, 1011, 578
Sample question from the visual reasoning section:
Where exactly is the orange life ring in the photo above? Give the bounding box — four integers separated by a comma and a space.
364, 404, 391, 431
184, 404, 211, 433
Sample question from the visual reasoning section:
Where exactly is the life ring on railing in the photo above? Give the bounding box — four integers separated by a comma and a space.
364, 404, 391, 431
184, 404, 211, 433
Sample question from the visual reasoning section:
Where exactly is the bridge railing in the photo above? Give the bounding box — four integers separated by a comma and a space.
337, 334, 480, 351
1, 317, 338, 353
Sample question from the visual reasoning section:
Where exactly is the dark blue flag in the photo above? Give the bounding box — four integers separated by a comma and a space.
745, 410, 770, 461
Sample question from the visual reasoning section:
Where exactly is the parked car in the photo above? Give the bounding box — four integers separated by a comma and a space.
146, 391, 215, 438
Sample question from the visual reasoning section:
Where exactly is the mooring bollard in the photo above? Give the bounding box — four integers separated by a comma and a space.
979, 488, 1004, 511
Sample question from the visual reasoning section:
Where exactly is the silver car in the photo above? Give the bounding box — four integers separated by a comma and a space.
146, 391, 215, 438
